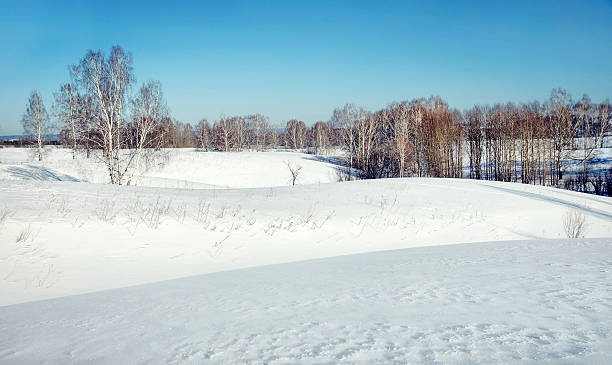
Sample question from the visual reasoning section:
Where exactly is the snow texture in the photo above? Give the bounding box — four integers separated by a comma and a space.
1, 239, 610, 364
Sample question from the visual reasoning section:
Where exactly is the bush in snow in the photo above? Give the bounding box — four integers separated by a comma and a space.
563, 208, 587, 238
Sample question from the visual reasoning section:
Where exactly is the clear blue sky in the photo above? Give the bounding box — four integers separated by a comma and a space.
1, 0, 611, 134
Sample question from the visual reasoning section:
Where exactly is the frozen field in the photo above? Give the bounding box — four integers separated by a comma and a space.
0, 147, 611, 363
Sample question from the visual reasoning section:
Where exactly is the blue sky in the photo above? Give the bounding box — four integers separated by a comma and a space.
1, 0, 611, 134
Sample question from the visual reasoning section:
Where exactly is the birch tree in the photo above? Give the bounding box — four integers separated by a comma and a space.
388, 102, 413, 178
54, 83, 78, 159
234, 116, 248, 150
214, 116, 234, 152
285, 119, 307, 149
311, 121, 332, 154
71, 46, 135, 184
331, 104, 367, 170
354, 111, 378, 178
576, 95, 594, 191
249, 113, 269, 150
22, 90, 49, 161
546, 88, 575, 185
74, 93, 96, 158
126, 80, 168, 184
195, 119, 211, 150
596, 100, 610, 148
465, 106, 484, 179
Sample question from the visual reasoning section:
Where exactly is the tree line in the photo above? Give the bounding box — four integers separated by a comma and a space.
327, 92, 610, 195
21, 45, 611, 194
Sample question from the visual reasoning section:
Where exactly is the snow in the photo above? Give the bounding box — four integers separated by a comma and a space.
0, 147, 342, 188
0, 147, 611, 363
1, 239, 610, 363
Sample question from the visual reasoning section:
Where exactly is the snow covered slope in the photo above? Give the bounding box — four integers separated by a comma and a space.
1, 238, 610, 364
0, 147, 342, 187
1, 176, 611, 306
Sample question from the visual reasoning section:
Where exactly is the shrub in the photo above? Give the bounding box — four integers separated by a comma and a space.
563, 208, 587, 238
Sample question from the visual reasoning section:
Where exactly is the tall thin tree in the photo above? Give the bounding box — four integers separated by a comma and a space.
54, 83, 78, 159
22, 90, 49, 161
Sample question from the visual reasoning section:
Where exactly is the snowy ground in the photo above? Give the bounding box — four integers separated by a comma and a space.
0, 147, 343, 188
0, 147, 611, 363
1, 239, 610, 364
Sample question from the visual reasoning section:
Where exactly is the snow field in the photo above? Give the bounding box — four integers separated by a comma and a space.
0, 173, 610, 306
0, 147, 343, 188
0, 147, 611, 363
0, 239, 610, 363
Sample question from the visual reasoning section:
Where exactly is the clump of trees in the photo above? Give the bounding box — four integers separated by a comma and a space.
460, 89, 610, 194
327, 90, 610, 195
174, 114, 327, 153
27, 45, 170, 184
330, 98, 463, 180
66, 46, 171, 184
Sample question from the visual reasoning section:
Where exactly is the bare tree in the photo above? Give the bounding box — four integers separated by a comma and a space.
54, 83, 78, 159
311, 121, 332, 154
214, 115, 234, 152
331, 104, 368, 170
575, 95, 595, 191
195, 119, 211, 150
285, 161, 302, 186
596, 100, 610, 148
268, 125, 282, 149
249, 113, 269, 151
234, 116, 248, 150
465, 106, 484, 179
546, 88, 575, 185
74, 93, 96, 158
388, 101, 413, 178
285, 119, 307, 149
71, 46, 135, 184
126, 80, 168, 184
421, 97, 462, 178
168, 120, 196, 147
354, 111, 379, 178
22, 90, 49, 161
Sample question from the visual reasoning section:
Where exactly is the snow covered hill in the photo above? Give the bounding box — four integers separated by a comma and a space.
1, 238, 610, 364
0, 147, 611, 363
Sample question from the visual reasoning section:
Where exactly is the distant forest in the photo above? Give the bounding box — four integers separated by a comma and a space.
17, 46, 612, 195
